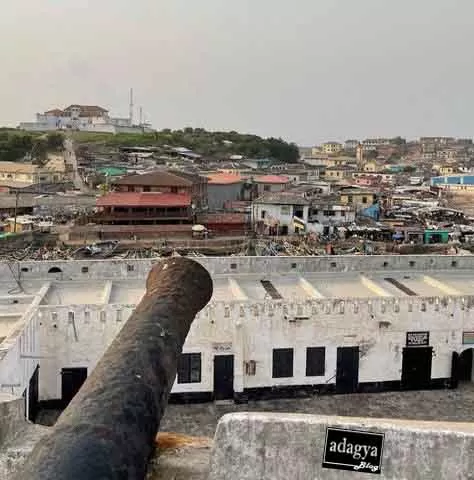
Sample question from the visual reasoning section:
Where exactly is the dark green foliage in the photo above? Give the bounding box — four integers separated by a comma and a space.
0, 131, 64, 163
71, 128, 300, 163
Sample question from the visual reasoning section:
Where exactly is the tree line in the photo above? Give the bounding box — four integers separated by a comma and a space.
0, 130, 64, 164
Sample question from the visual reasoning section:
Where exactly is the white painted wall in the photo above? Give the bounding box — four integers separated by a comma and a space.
35, 294, 474, 400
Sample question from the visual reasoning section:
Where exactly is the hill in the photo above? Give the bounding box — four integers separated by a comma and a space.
70, 128, 300, 163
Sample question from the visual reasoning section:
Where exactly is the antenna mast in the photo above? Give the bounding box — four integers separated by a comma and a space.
129, 88, 134, 125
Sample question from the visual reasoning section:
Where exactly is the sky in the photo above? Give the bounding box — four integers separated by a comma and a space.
1, 0, 473, 145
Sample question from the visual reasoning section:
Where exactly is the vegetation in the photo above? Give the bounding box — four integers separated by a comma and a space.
70, 128, 300, 163
0, 131, 64, 164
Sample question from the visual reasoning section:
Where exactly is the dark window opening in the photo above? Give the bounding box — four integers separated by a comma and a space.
177, 353, 201, 383
452, 260, 458, 268
21, 267, 29, 273
330, 262, 337, 268
272, 348, 294, 378
306, 347, 326, 376
81, 266, 89, 273
291, 263, 297, 269
230, 263, 237, 270
409, 261, 416, 267
383, 261, 389, 268
127, 264, 134, 272
48, 267, 62, 274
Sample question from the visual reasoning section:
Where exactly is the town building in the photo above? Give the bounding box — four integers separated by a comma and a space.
94, 192, 193, 225
19, 104, 154, 134
344, 139, 359, 151
111, 171, 208, 210
431, 174, 474, 193
321, 142, 343, 155
2, 255, 474, 419
252, 193, 310, 235
324, 165, 355, 181
338, 188, 377, 207
0, 159, 66, 186
253, 175, 291, 197
206, 173, 243, 211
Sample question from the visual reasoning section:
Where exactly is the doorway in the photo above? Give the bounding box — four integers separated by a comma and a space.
28, 366, 40, 421
401, 347, 432, 390
458, 349, 474, 382
61, 367, 87, 407
336, 347, 359, 393
213, 355, 234, 401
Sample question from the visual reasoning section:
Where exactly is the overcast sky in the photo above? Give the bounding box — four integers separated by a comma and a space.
1, 0, 473, 145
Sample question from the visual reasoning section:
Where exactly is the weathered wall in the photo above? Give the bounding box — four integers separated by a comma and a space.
209, 412, 474, 480
0, 255, 471, 282
36, 295, 474, 399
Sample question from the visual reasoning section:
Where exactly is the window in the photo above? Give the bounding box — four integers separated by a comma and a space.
261, 210, 266, 219
127, 264, 134, 272
177, 353, 202, 383
306, 347, 325, 376
272, 348, 293, 378
81, 266, 89, 273
264, 185, 271, 192
280, 205, 291, 215
323, 210, 336, 217
362, 196, 368, 204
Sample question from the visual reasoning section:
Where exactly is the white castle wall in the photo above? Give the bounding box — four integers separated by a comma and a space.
36, 295, 474, 400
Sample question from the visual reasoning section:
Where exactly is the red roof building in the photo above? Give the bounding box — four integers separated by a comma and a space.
95, 192, 192, 225
112, 170, 208, 209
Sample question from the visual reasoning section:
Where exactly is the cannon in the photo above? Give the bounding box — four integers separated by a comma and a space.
14, 257, 213, 480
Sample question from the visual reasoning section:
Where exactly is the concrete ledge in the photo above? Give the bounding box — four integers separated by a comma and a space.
209, 412, 474, 480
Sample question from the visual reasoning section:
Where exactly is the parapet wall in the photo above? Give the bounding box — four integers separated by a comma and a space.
0, 254, 470, 282
209, 412, 474, 480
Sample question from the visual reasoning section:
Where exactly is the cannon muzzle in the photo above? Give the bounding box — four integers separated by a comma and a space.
14, 257, 213, 480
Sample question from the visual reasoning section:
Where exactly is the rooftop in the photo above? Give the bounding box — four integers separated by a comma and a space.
112, 171, 193, 187
96, 192, 191, 208
207, 173, 242, 185
253, 192, 310, 205
254, 175, 290, 184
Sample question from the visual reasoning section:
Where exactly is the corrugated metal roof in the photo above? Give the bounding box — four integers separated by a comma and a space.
112, 171, 193, 187
207, 173, 242, 185
254, 175, 290, 184
97, 192, 191, 207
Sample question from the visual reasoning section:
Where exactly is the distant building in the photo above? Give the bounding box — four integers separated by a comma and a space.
321, 142, 343, 155
0, 158, 66, 186
207, 173, 243, 211
19, 104, 154, 134
253, 175, 291, 197
344, 139, 359, 151
252, 193, 310, 236
324, 165, 355, 181
431, 174, 474, 193
439, 165, 456, 176
339, 188, 377, 207
111, 170, 208, 210
95, 192, 192, 225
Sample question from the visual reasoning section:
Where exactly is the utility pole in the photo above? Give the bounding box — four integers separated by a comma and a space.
13, 189, 19, 234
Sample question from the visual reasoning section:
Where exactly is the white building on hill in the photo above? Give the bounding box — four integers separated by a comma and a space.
19, 104, 154, 134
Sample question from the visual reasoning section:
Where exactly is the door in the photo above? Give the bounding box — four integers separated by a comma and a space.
28, 366, 40, 421
214, 355, 234, 401
336, 347, 359, 394
401, 347, 432, 390
61, 367, 87, 407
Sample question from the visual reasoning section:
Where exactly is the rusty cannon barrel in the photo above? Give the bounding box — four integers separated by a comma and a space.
14, 257, 213, 480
